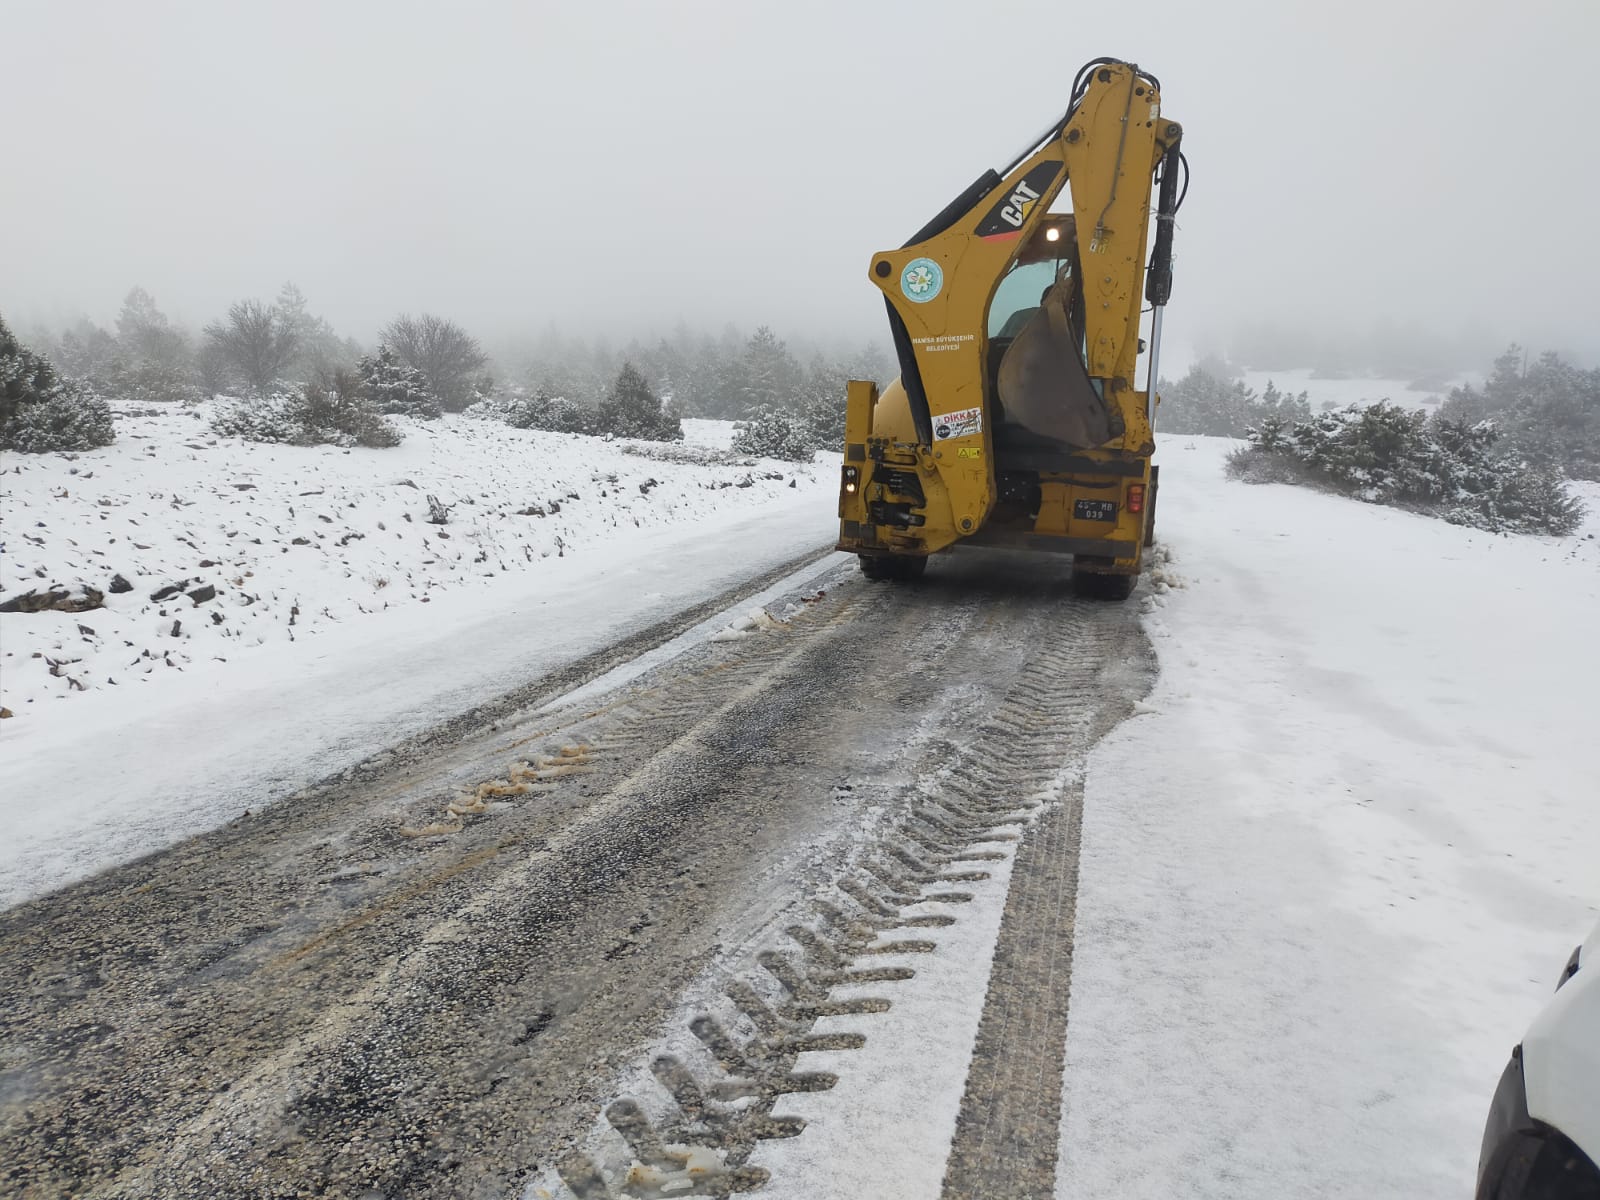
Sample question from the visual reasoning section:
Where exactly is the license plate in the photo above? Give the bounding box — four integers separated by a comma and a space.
1073, 499, 1118, 522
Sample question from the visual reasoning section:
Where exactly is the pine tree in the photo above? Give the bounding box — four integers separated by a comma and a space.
595, 362, 683, 441
115, 286, 189, 367
708, 349, 749, 419
1, 313, 116, 453
277, 283, 348, 380
741, 326, 804, 414
732, 407, 814, 461
799, 357, 849, 448
104, 288, 202, 403
357, 345, 442, 418
1228, 399, 1585, 536
1258, 380, 1312, 424
648, 337, 686, 409
1158, 364, 1258, 436
54, 320, 120, 380
505, 387, 590, 434
1436, 346, 1600, 481
1, 314, 59, 428
212, 372, 402, 448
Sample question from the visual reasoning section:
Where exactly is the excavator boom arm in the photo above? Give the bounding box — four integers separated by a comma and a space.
839, 58, 1184, 594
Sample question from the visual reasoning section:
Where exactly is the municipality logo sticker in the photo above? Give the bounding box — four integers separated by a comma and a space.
900, 257, 943, 303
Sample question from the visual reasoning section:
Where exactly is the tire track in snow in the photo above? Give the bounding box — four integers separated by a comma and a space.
537, 604, 1153, 1199
941, 613, 1152, 1200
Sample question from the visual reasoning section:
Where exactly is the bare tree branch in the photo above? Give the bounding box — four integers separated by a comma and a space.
203, 299, 300, 395
380, 313, 487, 411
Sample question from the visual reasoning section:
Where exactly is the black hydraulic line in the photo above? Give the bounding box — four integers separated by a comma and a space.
888, 54, 1166, 447
1147, 150, 1188, 218
1146, 143, 1182, 307
1003, 56, 1140, 181
1070, 57, 1157, 108
1070, 57, 1120, 107
1000, 115, 1071, 178
884, 298, 935, 446
903, 169, 1003, 248
913, 56, 1156, 248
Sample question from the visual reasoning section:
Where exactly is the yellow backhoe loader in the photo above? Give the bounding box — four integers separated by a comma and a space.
837, 57, 1185, 600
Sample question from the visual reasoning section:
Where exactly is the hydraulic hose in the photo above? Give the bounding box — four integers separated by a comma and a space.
1146, 142, 1182, 308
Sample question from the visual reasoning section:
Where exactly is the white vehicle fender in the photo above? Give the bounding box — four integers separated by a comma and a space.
1523, 931, 1600, 1166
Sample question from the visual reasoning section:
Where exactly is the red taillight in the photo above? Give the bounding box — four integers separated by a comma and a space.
1127, 484, 1145, 514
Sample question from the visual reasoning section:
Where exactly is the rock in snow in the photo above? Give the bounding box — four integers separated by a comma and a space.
1, 405, 830, 712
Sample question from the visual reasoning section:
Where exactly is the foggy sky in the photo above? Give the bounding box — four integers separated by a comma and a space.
5, 0, 1597, 362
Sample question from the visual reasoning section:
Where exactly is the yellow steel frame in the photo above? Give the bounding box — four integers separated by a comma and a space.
839, 61, 1182, 573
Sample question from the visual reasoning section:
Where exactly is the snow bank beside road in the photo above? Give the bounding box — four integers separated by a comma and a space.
1, 405, 819, 718
0, 407, 840, 906
1059, 438, 1600, 1198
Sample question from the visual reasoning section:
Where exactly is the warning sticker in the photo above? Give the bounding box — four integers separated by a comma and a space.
933, 406, 983, 440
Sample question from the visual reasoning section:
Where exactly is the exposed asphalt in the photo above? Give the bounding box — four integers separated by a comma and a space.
0, 550, 1151, 1200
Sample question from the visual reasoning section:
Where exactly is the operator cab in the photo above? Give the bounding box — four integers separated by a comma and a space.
984, 215, 1122, 466
987, 222, 1075, 342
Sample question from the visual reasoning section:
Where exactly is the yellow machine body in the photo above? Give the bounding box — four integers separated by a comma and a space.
837, 59, 1183, 597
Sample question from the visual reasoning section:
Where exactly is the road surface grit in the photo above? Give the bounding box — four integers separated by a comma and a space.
0, 552, 1150, 1199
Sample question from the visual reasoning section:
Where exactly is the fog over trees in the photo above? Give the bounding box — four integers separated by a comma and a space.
5, 2, 1596, 366
3, 1, 1595, 468
3, 279, 895, 456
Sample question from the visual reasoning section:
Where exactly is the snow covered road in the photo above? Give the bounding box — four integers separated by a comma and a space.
0, 410, 840, 906
5, 418, 1595, 1200
1060, 437, 1600, 1199
0, 518, 845, 908
0, 552, 1148, 1200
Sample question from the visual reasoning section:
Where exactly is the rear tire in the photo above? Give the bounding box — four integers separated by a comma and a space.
859, 554, 927, 582
1072, 569, 1136, 601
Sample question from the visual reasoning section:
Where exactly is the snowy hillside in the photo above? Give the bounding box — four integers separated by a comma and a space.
1, 405, 824, 717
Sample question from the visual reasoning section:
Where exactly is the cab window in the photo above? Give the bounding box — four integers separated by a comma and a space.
987, 259, 1067, 339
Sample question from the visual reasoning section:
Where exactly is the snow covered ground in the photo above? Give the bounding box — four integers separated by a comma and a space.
1059, 438, 1600, 1197
745, 829, 1021, 1200
0, 407, 839, 905
1238, 367, 1480, 412
0, 405, 805, 715
7, 398, 1597, 1196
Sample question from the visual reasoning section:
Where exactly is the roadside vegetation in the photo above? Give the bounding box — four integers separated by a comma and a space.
1156, 358, 1314, 438
1, 314, 115, 453
17, 282, 1593, 520
210, 375, 403, 449
13, 287, 888, 460
1209, 347, 1593, 536
1433, 347, 1600, 482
